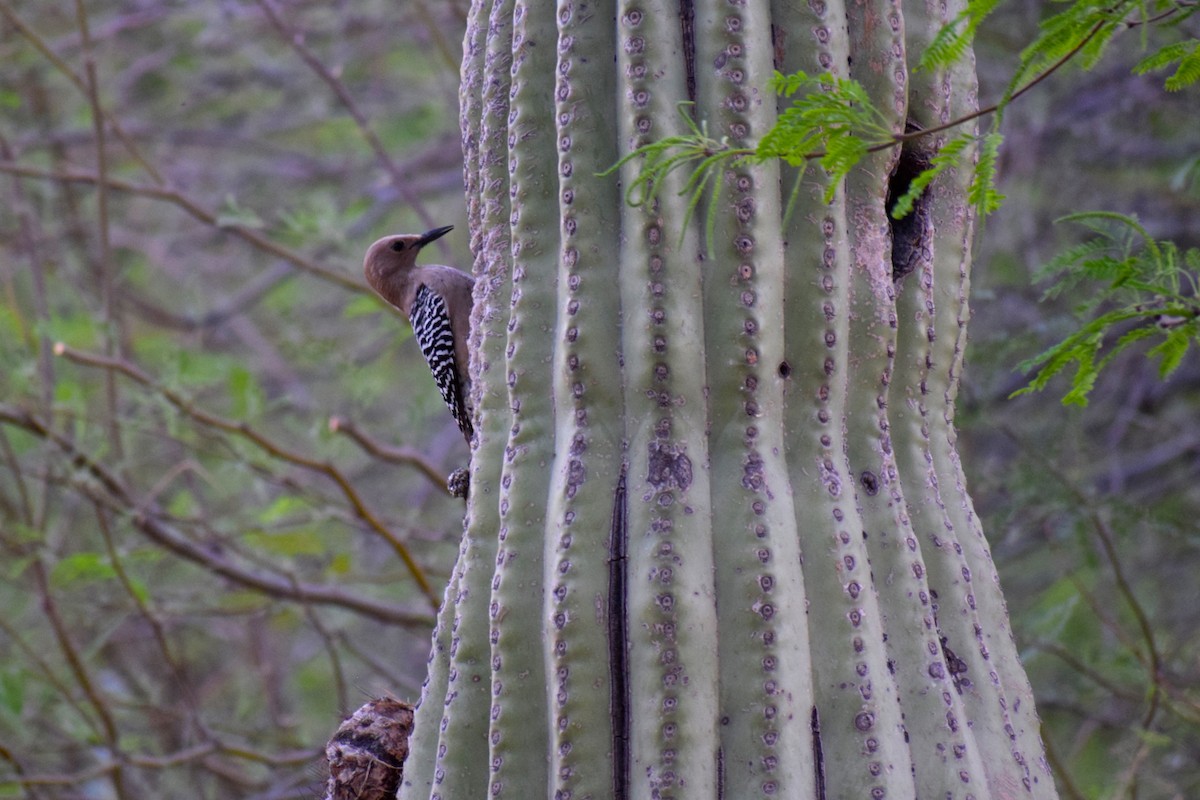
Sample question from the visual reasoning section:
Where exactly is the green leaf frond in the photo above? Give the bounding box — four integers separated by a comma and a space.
603, 1, 1197, 257
1055, 211, 1164, 269
758, 70, 895, 203
1008, 1, 1128, 96
968, 132, 1006, 214
889, 133, 974, 219
1135, 38, 1200, 89
1003, 0, 1200, 106
916, 0, 1004, 72
601, 73, 900, 240
1014, 212, 1200, 405
598, 103, 750, 211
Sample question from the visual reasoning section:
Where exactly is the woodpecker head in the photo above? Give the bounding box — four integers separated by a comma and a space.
363, 225, 454, 288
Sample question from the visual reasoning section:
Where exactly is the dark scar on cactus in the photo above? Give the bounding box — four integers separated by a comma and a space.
608, 465, 630, 800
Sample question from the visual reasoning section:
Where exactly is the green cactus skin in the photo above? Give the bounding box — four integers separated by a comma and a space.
617, 1, 721, 796
889, 0, 1056, 796
392, 2, 1061, 798
460, 0, 486, 258
544, 1, 627, 798
772, 1, 908, 796
397, 546, 465, 798
905, 3, 1057, 795
485, 0, 561, 795
836, 0, 996, 795
691, 0, 818, 795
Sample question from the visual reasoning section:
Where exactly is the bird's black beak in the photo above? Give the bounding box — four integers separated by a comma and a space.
417, 225, 454, 248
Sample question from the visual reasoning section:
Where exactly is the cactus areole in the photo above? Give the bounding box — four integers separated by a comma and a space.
396, 0, 1059, 798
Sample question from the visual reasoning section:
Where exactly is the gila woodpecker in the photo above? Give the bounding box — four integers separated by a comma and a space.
364, 226, 475, 494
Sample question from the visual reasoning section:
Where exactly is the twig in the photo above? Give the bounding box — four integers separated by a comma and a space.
0, 427, 33, 526
255, 0, 444, 243
0, 403, 435, 626
0, 133, 56, 529
1002, 426, 1164, 730
92, 500, 198, 720
0, 612, 103, 741
0, 740, 317, 787
328, 416, 450, 492
406, 0, 461, 73
292, 585, 350, 715
809, 3, 1191, 160
118, 262, 295, 332
0, 160, 371, 294
334, 630, 424, 697
30, 551, 133, 800
51, 344, 439, 608
75, 0, 125, 468
0, 742, 41, 800
1042, 733, 1090, 800
1036, 641, 1142, 702
0, 0, 163, 183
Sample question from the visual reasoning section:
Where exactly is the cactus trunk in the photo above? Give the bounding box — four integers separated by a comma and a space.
397, 0, 1059, 798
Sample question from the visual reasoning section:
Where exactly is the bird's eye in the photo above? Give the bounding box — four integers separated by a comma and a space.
390, 241, 406, 252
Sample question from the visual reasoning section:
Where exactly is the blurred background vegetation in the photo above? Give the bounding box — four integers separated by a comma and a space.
0, 1, 1196, 797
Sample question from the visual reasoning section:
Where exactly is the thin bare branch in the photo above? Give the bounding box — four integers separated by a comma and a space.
0, 160, 372, 294
51, 345, 439, 608
0, 404, 435, 626
1003, 426, 1164, 732
75, 0, 125, 468
328, 416, 450, 492
29, 552, 133, 800
254, 0, 443, 241
0, 0, 163, 183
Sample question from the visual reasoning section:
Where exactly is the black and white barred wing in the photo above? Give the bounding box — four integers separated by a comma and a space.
409, 283, 474, 442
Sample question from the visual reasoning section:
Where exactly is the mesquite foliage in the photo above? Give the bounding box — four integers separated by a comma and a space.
398, 0, 1060, 798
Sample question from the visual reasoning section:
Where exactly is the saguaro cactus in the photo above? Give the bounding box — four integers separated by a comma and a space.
396, 0, 1060, 798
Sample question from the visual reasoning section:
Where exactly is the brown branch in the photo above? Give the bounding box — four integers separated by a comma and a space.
1002, 426, 1164, 731
255, 0, 443, 240
92, 501, 198, 721
0, 160, 371, 294
118, 262, 295, 332
50, 344, 439, 608
328, 416, 450, 492
0, 613, 104, 742
75, 0, 125, 468
0, 0, 163, 183
29, 552, 133, 800
0, 404, 434, 626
